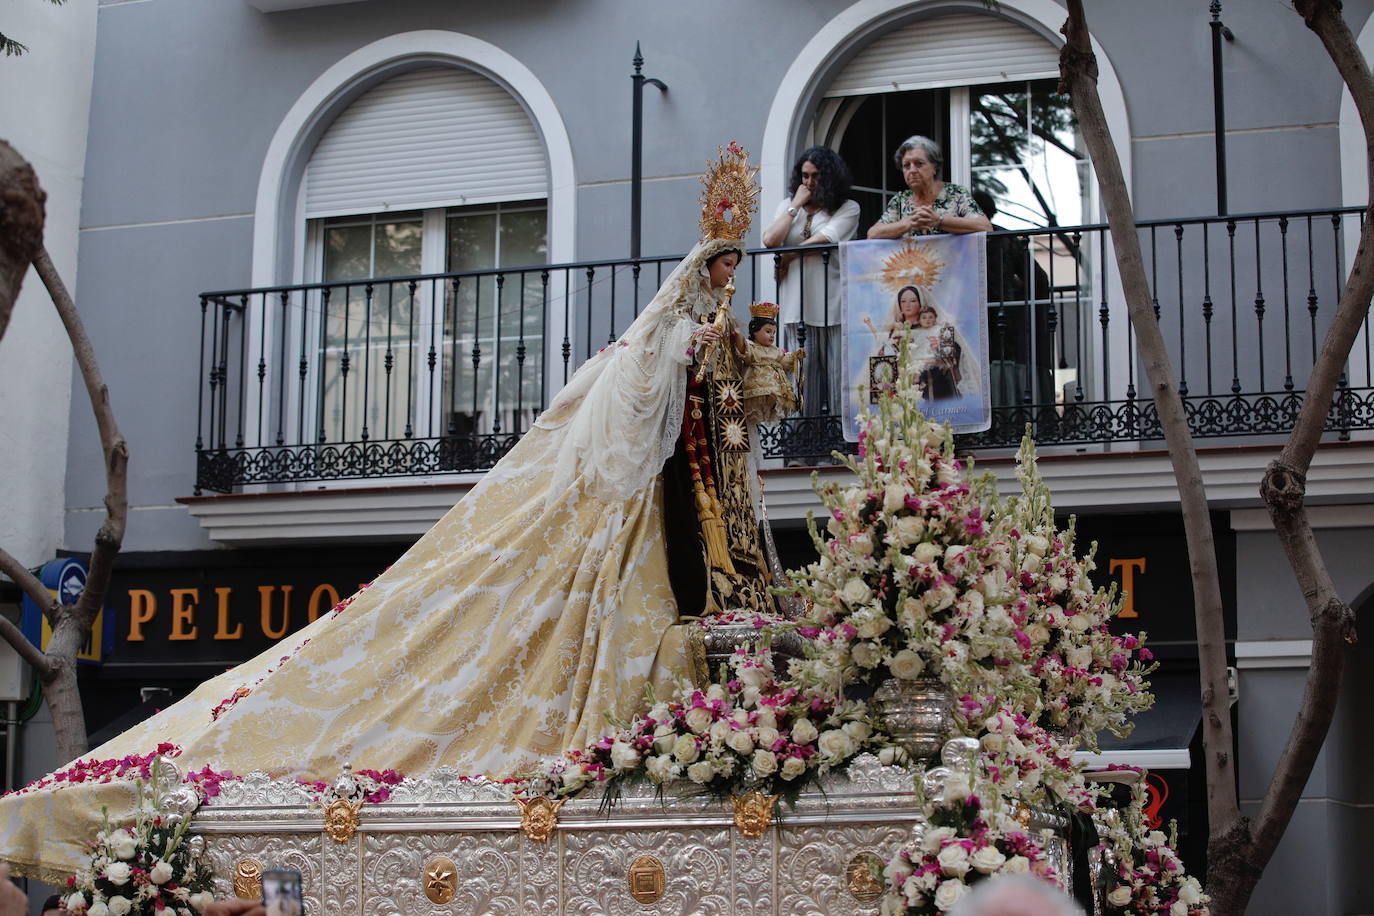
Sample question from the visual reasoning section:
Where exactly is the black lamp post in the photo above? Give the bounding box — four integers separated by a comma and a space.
631, 42, 668, 260
1210, 1, 1236, 215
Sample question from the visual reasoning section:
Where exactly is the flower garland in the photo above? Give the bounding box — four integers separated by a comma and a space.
1097, 784, 1211, 916
4, 744, 182, 800
61, 760, 216, 916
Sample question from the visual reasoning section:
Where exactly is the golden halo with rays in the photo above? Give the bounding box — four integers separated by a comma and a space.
880, 242, 945, 291
698, 141, 759, 242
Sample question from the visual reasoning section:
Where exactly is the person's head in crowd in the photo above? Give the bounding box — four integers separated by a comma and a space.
895, 285, 923, 324
972, 190, 998, 222
894, 135, 944, 194
788, 146, 854, 214
945, 875, 1085, 916
41, 895, 63, 916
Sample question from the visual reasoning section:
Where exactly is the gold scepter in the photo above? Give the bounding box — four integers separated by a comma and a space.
694, 279, 735, 383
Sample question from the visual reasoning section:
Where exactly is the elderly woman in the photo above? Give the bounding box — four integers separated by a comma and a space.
867, 135, 991, 239
762, 146, 859, 419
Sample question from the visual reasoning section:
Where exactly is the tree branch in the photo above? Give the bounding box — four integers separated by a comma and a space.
1059, 0, 1241, 848
31, 248, 128, 629
0, 611, 54, 679
0, 547, 56, 620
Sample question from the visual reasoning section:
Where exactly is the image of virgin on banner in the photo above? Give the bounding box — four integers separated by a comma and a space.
839, 235, 990, 437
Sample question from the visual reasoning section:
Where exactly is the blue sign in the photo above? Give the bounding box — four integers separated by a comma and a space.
19, 558, 113, 664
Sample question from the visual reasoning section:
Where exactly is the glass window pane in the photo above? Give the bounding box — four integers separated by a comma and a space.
970, 83, 1030, 169
323, 223, 373, 283
498, 208, 548, 268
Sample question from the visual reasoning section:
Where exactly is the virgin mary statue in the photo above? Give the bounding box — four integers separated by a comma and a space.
0, 146, 767, 880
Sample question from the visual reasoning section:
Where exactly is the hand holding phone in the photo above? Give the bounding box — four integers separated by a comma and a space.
261, 869, 305, 916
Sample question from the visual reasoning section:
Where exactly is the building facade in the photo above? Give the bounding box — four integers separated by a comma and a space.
3, 0, 1374, 911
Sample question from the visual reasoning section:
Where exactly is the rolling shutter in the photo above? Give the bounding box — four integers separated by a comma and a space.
825, 13, 1060, 97
304, 67, 547, 219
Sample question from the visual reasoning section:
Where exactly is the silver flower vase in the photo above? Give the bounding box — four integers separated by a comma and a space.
872, 677, 954, 761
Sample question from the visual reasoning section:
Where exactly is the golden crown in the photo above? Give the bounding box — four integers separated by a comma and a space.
749, 301, 780, 319
698, 141, 759, 242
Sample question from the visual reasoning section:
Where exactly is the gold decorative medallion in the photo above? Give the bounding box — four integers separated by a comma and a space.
233, 858, 263, 900
627, 854, 666, 904
321, 796, 362, 843
846, 852, 885, 904
1014, 802, 1033, 828
423, 856, 458, 904
515, 795, 565, 842
731, 791, 778, 839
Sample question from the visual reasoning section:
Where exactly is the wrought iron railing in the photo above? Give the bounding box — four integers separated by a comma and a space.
195, 207, 1374, 493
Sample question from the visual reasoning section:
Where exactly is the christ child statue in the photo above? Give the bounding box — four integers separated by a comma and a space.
738, 302, 805, 424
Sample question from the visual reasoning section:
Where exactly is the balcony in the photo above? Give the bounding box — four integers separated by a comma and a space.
193, 206, 1374, 505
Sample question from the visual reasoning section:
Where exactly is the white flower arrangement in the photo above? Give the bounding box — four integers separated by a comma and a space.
61, 760, 215, 916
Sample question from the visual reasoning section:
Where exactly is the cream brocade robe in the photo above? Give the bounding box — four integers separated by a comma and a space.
0, 242, 737, 880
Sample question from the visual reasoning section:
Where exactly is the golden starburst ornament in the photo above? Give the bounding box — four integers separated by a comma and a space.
698, 141, 759, 242
881, 242, 945, 291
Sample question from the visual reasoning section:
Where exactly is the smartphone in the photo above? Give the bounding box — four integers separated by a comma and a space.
261, 868, 304, 916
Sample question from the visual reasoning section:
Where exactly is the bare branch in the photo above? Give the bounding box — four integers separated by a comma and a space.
0, 611, 54, 679
1059, 0, 1241, 850
0, 547, 56, 620
32, 247, 128, 627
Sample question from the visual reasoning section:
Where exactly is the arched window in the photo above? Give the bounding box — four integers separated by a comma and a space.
302, 67, 549, 445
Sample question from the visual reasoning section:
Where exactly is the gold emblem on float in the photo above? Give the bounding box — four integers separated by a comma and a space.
731, 790, 778, 839
846, 852, 885, 903
627, 854, 666, 904
233, 858, 263, 899
321, 797, 362, 843
515, 795, 565, 842
423, 856, 458, 904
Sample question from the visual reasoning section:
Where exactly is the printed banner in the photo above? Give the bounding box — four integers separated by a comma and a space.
840, 235, 990, 437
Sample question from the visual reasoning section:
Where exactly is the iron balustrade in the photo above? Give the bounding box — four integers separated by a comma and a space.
195, 207, 1374, 493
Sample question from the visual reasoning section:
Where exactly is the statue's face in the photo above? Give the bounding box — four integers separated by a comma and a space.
918, 308, 938, 329
708, 252, 740, 289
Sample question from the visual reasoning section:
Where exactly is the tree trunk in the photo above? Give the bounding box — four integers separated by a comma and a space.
1057, 2, 1243, 909
0, 139, 46, 343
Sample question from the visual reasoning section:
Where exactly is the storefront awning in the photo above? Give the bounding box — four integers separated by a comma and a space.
1074, 671, 1202, 771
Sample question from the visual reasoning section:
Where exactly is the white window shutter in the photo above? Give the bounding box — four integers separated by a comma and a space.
825, 13, 1060, 97
304, 67, 547, 219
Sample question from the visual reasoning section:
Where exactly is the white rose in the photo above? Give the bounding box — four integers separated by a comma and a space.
850, 641, 881, 668
671, 734, 700, 764
780, 756, 807, 780
706, 683, 728, 702
108, 828, 137, 860
1066, 646, 1092, 668
936, 844, 971, 877
1171, 902, 1188, 916
850, 532, 875, 556
726, 730, 755, 755
88, 904, 111, 916
686, 761, 716, 784
708, 719, 732, 745
883, 485, 908, 514
1021, 554, 1042, 573
1027, 624, 1050, 645
750, 749, 778, 776
149, 859, 174, 884
843, 720, 872, 742
755, 707, 778, 729
913, 542, 940, 564
943, 544, 969, 570
64, 896, 88, 916
684, 706, 713, 734
926, 583, 957, 612
891, 515, 924, 546
107, 897, 132, 916
1001, 855, 1030, 875
610, 741, 640, 772
790, 718, 819, 745
886, 648, 924, 680
1107, 886, 1133, 906
652, 726, 676, 754
855, 613, 891, 638
961, 589, 985, 615
980, 733, 1006, 753
753, 725, 780, 749
883, 856, 913, 885
922, 826, 956, 853
1146, 830, 1168, 847
648, 703, 671, 722
970, 845, 1006, 873
933, 879, 968, 910
1024, 534, 1049, 556
1179, 878, 1204, 905
842, 577, 871, 604
645, 754, 675, 783
104, 861, 132, 886
1068, 612, 1092, 632
189, 892, 216, 913
738, 665, 768, 688
816, 729, 855, 762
